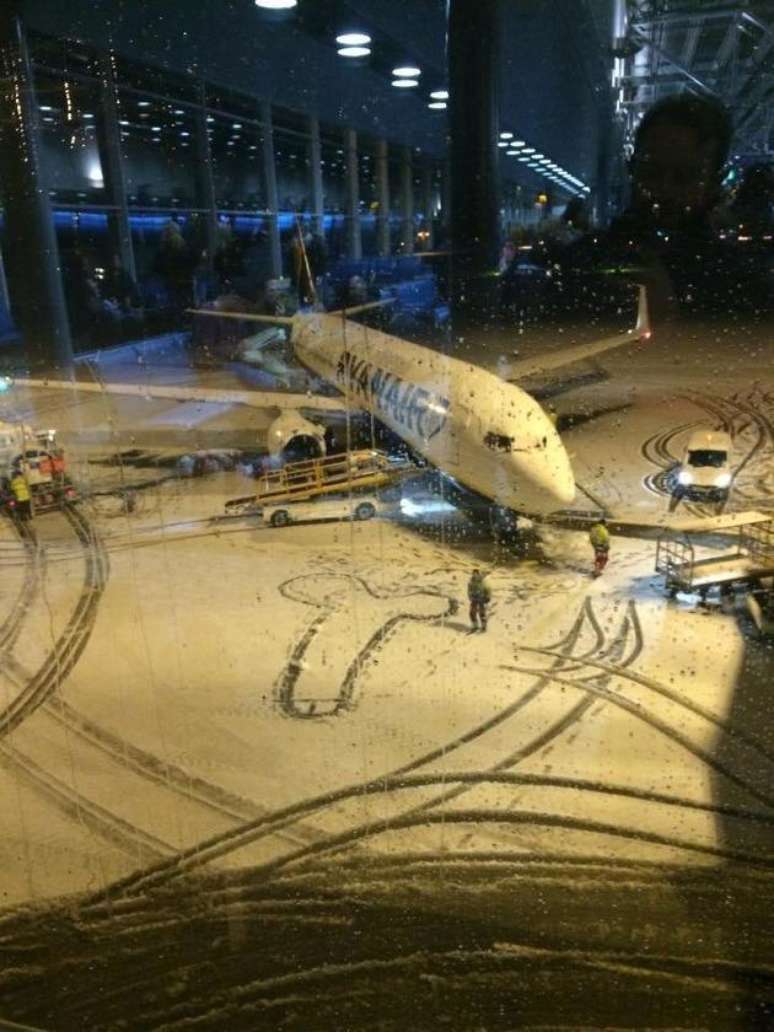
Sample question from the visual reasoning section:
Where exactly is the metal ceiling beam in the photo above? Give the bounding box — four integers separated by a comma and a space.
680, 23, 702, 65
629, 27, 718, 95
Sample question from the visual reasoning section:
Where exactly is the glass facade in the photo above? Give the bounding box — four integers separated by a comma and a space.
0, 2, 772, 1029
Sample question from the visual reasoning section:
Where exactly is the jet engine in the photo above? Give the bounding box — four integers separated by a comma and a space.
267, 409, 327, 462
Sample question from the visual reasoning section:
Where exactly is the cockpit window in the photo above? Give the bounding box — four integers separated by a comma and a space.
484, 431, 514, 452
688, 449, 727, 467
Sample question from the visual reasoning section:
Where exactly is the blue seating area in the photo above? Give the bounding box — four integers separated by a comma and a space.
378, 274, 450, 328
328, 255, 425, 287
327, 255, 449, 326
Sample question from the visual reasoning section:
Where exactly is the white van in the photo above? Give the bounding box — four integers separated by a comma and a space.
262, 494, 380, 528
675, 429, 733, 499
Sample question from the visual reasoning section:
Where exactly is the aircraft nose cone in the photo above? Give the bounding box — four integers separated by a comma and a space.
530, 439, 575, 510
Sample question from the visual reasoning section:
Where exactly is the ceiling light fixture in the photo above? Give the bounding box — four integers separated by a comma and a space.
499, 131, 513, 139
393, 66, 420, 77
428, 101, 447, 110
336, 32, 371, 46
429, 90, 449, 100
392, 78, 418, 88
255, 0, 297, 8
339, 45, 371, 57
522, 147, 536, 154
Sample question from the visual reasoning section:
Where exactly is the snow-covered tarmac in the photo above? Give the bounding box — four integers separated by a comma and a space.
0, 320, 772, 912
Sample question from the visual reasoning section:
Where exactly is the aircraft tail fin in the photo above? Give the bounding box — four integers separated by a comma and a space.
636, 285, 651, 340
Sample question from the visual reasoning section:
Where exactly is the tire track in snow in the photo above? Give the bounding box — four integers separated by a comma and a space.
0, 505, 108, 739
275, 573, 457, 718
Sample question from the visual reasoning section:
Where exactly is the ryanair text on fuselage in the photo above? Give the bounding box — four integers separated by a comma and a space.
336, 349, 451, 440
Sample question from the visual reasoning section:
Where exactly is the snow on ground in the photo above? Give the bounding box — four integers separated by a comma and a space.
0, 323, 772, 909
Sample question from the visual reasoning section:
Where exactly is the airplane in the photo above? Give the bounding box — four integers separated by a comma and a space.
189, 287, 650, 518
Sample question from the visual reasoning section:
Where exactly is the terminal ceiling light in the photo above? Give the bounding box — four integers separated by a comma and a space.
138, 100, 150, 107
497, 141, 509, 148
393, 66, 420, 77
151, 126, 161, 131
430, 90, 449, 100
39, 105, 54, 112
255, 0, 298, 8
506, 150, 520, 156
336, 32, 371, 46
522, 147, 535, 154
428, 101, 447, 109
339, 45, 371, 57
392, 78, 418, 87
517, 156, 530, 162
499, 131, 513, 139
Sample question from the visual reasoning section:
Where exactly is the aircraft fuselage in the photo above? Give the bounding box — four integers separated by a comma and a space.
293, 313, 576, 515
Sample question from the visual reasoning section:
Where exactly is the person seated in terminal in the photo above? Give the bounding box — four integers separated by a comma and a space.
155, 218, 197, 310
557, 93, 771, 318
103, 254, 143, 321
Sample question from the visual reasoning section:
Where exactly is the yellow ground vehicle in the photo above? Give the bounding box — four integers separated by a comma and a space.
225, 450, 402, 514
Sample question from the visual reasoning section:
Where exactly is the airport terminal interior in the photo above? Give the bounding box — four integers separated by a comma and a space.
0, 1, 773, 1029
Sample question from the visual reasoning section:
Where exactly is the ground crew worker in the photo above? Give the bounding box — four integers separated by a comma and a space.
10, 470, 32, 522
51, 449, 66, 480
589, 517, 610, 577
468, 569, 491, 632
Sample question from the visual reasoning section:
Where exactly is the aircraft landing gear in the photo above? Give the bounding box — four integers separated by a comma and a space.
488, 505, 520, 545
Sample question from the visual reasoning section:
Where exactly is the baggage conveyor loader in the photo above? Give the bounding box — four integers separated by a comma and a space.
655, 514, 774, 603
225, 449, 408, 515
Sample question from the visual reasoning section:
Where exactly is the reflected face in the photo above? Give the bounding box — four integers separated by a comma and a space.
631, 121, 720, 229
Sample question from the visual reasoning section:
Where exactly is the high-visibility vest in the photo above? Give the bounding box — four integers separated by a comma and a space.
10, 476, 30, 503
590, 523, 610, 550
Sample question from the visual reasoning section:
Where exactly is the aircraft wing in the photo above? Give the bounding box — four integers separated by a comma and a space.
507, 286, 650, 381
188, 308, 295, 326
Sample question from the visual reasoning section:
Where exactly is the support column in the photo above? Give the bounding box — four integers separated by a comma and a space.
0, 244, 10, 320
422, 162, 436, 250
376, 139, 390, 256
0, 8, 72, 366
195, 82, 218, 272
261, 99, 283, 278
307, 116, 324, 242
400, 146, 414, 254
441, 160, 451, 234
344, 127, 361, 260
448, 0, 501, 290
96, 52, 135, 280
